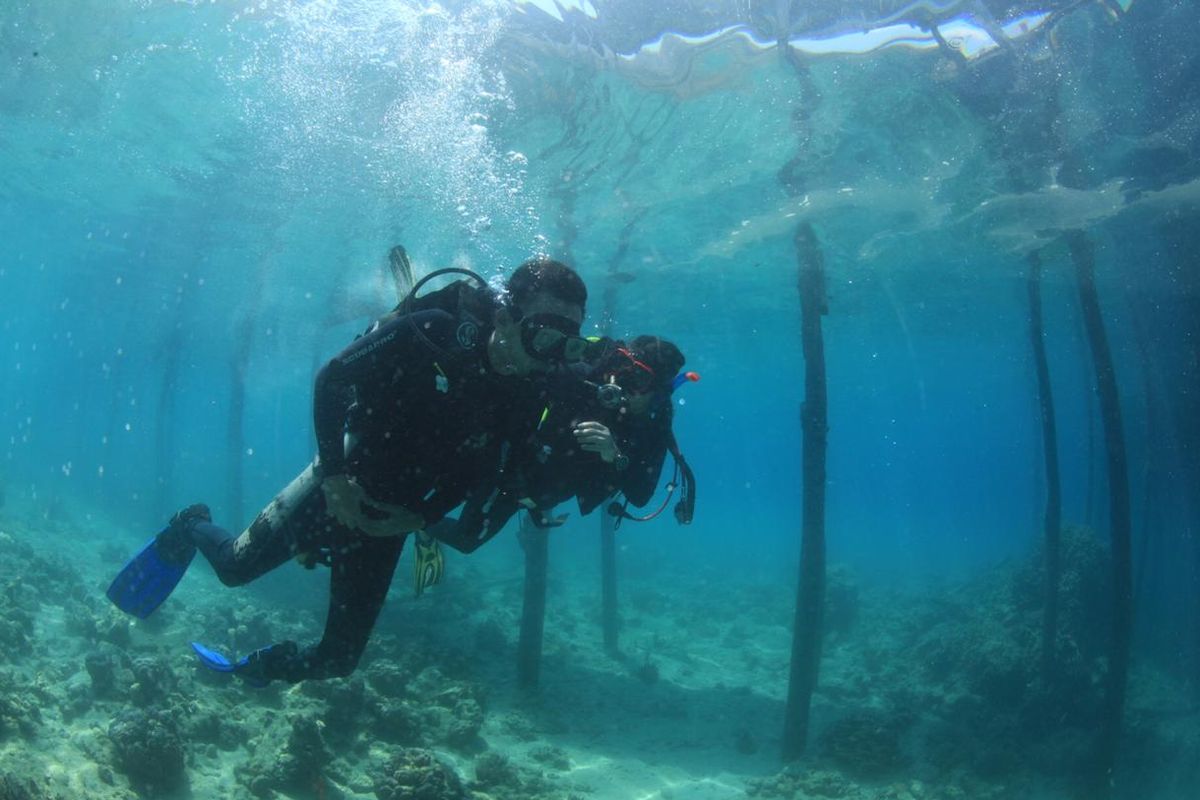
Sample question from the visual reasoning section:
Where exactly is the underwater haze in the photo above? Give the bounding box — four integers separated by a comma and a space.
1, 1, 1198, 799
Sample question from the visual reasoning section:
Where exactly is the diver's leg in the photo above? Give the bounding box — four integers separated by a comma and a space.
189, 462, 333, 586
263, 530, 407, 682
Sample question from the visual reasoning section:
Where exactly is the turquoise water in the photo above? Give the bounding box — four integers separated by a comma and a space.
1, 2, 1198, 799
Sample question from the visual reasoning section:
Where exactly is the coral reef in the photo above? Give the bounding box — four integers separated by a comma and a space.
406, 667, 485, 750
469, 749, 571, 800
180, 704, 243, 752
376, 697, 425, 746
903, 526, 1112, 777
819, 709, 911, 778
235, 713, 331, 798
0, 671, 41, 740
374, 748, 467, 800
365, 658, 414, 696
0, 511, 1192, 800
0, 581, 35, 658
746, 767, 1011, 800
129, 656, 177, 707
746, 767, 854, 798
472, 750, 520, 792
0, 773, 61, 800
1011, 525, 1112, 662
107, 707, 186, 793
84, 651, 118, 696
0, 617, 32, 658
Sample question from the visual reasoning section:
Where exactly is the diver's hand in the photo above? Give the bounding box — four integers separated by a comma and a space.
573, 421, 618, 463
321, 475, 424, 536
354, 499, 425, 538
321, 474, 368, 529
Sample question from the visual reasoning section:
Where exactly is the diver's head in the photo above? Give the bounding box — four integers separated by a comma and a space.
489, 257, 588, 376
602, 335, 685, 415
628, 336, 685, 384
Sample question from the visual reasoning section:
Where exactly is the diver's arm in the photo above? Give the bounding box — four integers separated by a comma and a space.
619, 433, 669, 508
425, 516, 487, 554
312, 359, 354, 477
426, 490, 521, 553
312, 324, 398, 476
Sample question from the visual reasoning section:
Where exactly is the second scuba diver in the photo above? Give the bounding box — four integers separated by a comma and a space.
425, 334, 697, 557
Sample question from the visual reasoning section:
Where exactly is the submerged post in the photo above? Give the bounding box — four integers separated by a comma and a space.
598, 214, 639, 657
154, 325, 183, 520
517, 515, 549, 690
1127, 302, 1156, 613
228, 315, 254, 526
1067, 231, 1132, 794
782, 222, 829, 760
1027, 251, 1063, 680
1194, 524, 1200, 707
600, 509, 619, 654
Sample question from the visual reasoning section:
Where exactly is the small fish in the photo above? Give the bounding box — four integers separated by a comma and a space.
609, 271, 636, 284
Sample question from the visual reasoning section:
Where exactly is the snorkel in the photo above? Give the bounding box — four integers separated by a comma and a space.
670, 371, 701, 393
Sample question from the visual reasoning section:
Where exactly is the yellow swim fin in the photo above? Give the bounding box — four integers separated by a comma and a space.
413, 532, 444, 597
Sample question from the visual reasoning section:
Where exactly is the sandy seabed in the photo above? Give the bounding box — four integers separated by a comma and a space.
0, 498, 1197, 800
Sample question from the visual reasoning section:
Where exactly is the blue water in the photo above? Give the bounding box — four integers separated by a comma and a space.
2, 2, 1198, 799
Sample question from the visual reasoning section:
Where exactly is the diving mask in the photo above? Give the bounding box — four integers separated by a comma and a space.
519, 313, 588, 364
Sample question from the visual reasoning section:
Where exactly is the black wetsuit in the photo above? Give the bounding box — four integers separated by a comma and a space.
520, 376, 672, 512
428, 366, 675, 553
190, 304, 530, 682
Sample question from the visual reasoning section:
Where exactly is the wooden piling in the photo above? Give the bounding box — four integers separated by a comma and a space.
1068, 231, 1132, 794
1027, 250, 1062, 680
517, 515, 550, 691
781, 222, 829, 760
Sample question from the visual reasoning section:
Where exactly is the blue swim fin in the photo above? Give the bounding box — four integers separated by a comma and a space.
106, 532, 195, 619
190, 641, 238, 672
190, 642, 274, 687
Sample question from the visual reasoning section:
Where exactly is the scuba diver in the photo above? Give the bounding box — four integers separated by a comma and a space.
568, 335, 696, 522
422, 334, 697, 562
107, 257, 590, 685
